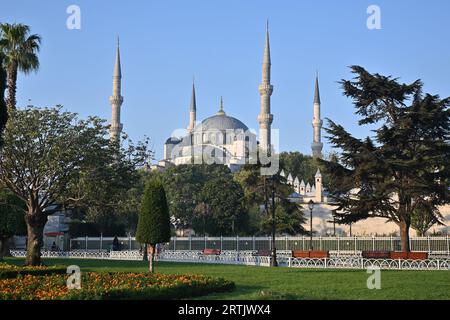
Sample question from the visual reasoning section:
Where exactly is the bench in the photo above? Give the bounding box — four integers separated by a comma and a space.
390, 252, 428, 260
362, 251, 391, 259
202, 249, 221, 256
292, 250, 330, 259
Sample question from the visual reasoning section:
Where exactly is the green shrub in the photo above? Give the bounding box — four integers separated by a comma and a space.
0, 263, 67, 279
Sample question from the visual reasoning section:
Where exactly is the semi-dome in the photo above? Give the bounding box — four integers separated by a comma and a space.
195, 114, 249, 132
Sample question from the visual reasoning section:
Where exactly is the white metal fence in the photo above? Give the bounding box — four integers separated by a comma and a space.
69, 236, 450, 254
9, 250, 449, 270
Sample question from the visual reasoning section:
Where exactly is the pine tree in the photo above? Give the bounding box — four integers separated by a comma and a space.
319, 66, 450, 252
136, 178, 171, 272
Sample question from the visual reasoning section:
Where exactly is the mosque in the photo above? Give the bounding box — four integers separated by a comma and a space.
106, 26, 449, 236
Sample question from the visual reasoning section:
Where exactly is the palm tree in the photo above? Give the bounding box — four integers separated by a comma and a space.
0, 23, 41, 110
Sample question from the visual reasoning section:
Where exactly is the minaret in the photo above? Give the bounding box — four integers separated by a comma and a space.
315, 169, 322, 202
311, 74, 323, 158
188, 81, 196, 133
258, 21, 273, 154
109, 37, 124, 141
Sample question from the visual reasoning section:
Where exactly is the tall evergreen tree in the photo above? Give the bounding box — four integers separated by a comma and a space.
319, 66, 450, 251
136, 178, 171, 272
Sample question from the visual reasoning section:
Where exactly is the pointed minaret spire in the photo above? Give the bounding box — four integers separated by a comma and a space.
114, 36, 121, 79
262, 20, 271, 83
109, 37, 124, 141
311, 73, 323, 158
314, 71, 320, 105
217, 96, 226, 116
258, 21, 274, 153
188, 80, 197, 133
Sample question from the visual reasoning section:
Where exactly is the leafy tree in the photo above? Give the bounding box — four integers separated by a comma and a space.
411, 203, 444, 236
280, 152, 316, 183
0, 188, 26, 260
0, 23, 41, 110
136, 178, 171, 272
319, 66, 450, 252
0, 107, 150, 265
195, 176, 246, 236
261, 199, 307, 236
161, 164, 232, 231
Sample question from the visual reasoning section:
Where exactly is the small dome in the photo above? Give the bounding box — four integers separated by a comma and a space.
195, 114, 249, 132
165, 137, 181, 144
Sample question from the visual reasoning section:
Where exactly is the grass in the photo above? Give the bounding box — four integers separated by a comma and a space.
4, 257, 450, 300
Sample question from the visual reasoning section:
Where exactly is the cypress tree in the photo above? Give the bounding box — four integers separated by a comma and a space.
136, 178, 171, 272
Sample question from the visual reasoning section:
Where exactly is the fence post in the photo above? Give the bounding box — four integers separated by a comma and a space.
337, 237, 340, 253
319, 237, 322, 251
447, 236, 449, 255
285, 236, 288, 251
302, 237, 305, 251
269, 236, 272, 251
390, 236, 394, 252
220, 236, 223, 251
427, 236, 431, 253
100, 233, 103, 251
189, 236, 192, 251
253, 236, 256, 251
236, 236, 239, 253
354, 236, 357, 253
372, 236, 375, 251
173, 236, 176, 251
204, 236, 207, 250
129, 234, 132, 251
85, 236, 88, 251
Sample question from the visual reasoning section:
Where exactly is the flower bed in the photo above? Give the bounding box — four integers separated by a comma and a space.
0, 272, 235, 300
0, 263, 67, 279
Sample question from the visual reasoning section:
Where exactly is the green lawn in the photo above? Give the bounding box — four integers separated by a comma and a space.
4, 257, 450, 300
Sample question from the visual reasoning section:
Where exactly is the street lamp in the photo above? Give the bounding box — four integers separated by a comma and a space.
308, 200, 315, 251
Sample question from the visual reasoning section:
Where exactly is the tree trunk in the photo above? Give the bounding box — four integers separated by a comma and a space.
2, 237, 12, 257
0, 237, 5, 261
399, 219, 411, 252
25, 212, 48, 266
143, 243, 148, 261
6, 62, 18, 110
147, 244, 155, 273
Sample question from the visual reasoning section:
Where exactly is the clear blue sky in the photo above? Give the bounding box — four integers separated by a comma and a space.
2, 0, 450, 160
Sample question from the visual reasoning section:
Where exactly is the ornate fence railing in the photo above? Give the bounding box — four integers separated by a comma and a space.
9, 250, 449, 270
282, 257, 450, 270
68, 236, 450, 254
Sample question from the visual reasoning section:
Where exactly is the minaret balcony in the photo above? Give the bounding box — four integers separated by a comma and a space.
109, 95, 124, 105
312, 119, 323, 126
257, 113, 273, 124
258, 84, 273, 95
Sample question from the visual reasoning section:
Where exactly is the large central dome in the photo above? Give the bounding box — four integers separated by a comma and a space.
196, 113, 249, 132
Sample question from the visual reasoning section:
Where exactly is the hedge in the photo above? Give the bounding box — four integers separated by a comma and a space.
0, 263, 67, 279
